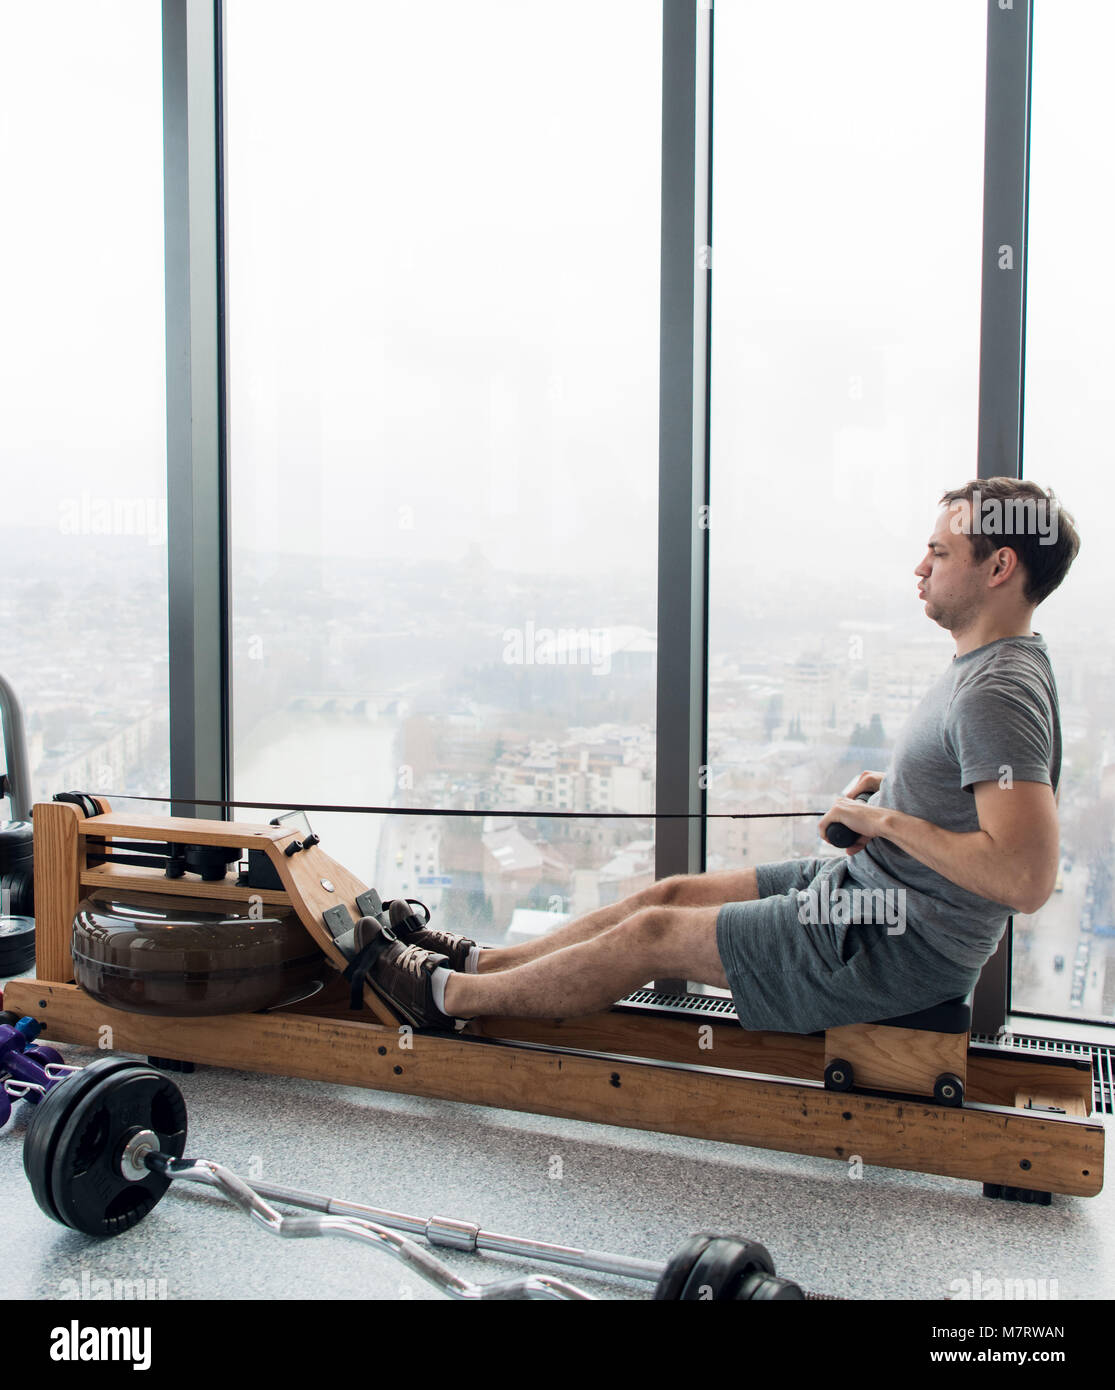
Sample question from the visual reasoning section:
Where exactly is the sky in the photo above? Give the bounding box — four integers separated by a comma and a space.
0, 0, 1111, 630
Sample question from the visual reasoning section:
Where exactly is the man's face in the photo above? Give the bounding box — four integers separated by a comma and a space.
913, 503, 990, 633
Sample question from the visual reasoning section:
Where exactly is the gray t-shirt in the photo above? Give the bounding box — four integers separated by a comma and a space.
847, 634, 1061, 969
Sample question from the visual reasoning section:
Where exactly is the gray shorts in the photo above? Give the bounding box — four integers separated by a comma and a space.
715, 856, 980, 1034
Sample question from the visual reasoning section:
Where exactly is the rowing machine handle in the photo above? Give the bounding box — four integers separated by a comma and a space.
824, 792, 873, 849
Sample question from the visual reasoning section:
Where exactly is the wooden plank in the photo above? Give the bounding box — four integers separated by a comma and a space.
79, 811, 289, 845
32, 801, 83, 982
967, 1051, 1094, 1113
259, 839, 400, 1027
471, 1016, 1098, 1114
825, 1022, 968, 1095
471, 1012, 824, 1080
80, 863, 292, 907
5, 980, 1103, 1197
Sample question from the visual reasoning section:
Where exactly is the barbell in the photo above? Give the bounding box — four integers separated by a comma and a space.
18, 1056, 831, 1301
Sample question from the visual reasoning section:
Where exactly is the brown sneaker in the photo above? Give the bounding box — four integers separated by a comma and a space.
385, 898, 478, 973
349, 916, 455, 1030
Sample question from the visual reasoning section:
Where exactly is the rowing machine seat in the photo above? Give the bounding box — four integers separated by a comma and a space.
870, 996, 971, 1034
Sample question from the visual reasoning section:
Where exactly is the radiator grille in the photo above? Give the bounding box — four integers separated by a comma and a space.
621, 987, 738, 1017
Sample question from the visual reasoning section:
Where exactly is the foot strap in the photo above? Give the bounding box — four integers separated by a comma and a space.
342, 924, 398, 1011
384, 898, 431, 931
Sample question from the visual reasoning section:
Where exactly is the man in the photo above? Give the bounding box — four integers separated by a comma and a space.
357, 478, 1078, 1034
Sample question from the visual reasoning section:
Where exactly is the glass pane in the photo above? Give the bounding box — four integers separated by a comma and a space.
1015, 0, 1115, 1024
0, 1, 168, 810
708, 2, 986, 867
226, 0, 661, 941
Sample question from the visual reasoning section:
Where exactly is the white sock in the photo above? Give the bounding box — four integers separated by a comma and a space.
465, 945, 483, 974
430, 965, 452, 1015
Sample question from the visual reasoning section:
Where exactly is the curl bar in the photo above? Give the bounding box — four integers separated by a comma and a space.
20, 1057, 831, 1301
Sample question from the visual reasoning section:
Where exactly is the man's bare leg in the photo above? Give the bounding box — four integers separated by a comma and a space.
447, 904, 727, 1019
477, 868, 759, 974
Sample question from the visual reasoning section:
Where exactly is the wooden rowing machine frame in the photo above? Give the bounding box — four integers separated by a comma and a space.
4, 799, 1103, 1200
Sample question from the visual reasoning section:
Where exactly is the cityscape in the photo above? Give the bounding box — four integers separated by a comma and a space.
1, 519, 1111, 1024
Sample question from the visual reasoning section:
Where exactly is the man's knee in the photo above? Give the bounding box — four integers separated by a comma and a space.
643, 874, 692, 907
621, 905, 677, 952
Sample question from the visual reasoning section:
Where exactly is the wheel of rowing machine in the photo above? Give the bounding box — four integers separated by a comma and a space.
654, 1234, 777, 1301
24, 1059, 187, 1235
824, 1058, 854, 1092
932, 1072, 965, 1108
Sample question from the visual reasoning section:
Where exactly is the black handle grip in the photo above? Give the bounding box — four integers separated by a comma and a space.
824, 791, 873, 848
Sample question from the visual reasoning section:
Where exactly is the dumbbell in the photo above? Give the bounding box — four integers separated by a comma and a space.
0, 1014, 75, 1127
824, 791, 874, 849
21, 1058, 834, 1301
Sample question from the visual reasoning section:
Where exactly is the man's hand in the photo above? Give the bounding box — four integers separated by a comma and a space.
817, 795, 887, 855
816, 771, 887, 854
842, 769, 886, 800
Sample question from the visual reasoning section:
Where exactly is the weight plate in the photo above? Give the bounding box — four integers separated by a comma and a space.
652, 1233, 718, 1302
23, 1058, 147, 1224
49, 1065, 187, 1237
0, 945, 37, 976
0, 821, 34, 870
0, 917, 36, 972
679, 1236, 776, 1301
0, 916, 35, 945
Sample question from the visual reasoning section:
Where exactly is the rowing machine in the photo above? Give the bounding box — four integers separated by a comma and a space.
3, 797, 1102, 1202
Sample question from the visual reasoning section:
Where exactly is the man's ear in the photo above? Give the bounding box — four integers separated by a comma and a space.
989, 546, 1018, 585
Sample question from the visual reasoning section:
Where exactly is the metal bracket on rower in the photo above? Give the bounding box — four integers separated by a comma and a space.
356, 889, 384, 920
323, 903, 357, 958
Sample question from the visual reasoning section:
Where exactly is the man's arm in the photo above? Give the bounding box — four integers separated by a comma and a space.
818, 779, 1060, 915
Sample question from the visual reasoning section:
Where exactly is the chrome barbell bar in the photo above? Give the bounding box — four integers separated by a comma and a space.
130, 1137, 593, 1301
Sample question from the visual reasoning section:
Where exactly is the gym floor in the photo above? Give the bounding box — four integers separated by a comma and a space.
4, 1024, 1113, 1302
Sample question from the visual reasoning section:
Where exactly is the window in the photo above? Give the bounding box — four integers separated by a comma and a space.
225, 0, 661, 938
1014, 0, 1115, 1023
707, 1, 986, 867
0, 0, 168, 808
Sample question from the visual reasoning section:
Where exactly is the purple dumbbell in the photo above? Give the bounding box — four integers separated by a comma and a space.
0, 1015, 67, 1105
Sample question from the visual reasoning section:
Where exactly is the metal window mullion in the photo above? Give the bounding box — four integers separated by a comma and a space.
654, 0, 711, 991
971, 0, 1033, 1036
162, 0, 228, 820
975, 0, 1031, 482
656, 0, 711, 881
